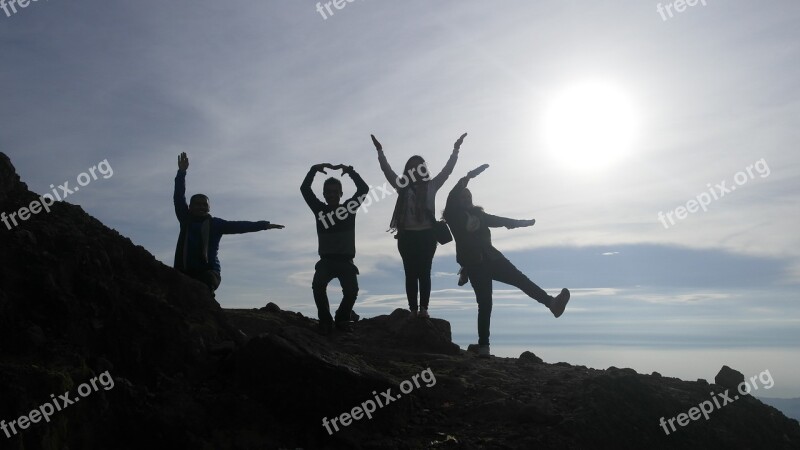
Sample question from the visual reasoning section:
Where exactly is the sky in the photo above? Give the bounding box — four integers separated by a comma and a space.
2, 1, 799, 397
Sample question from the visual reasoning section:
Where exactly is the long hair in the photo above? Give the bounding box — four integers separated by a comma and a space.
401, 155, 430, 185
460, 188, 483, 213
389, 156, 431, 231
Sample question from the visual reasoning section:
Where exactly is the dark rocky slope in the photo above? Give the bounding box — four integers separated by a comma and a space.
1, 152, 798, 449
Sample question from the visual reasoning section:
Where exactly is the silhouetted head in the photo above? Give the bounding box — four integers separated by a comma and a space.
189, 194, 210, 217
323, 178, 343, 206
460, 188, 473, 208
403, 155, 430, 184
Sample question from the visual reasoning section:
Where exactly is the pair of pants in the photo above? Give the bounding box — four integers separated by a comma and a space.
185, 269, 222, 293
397, 229, 437, 311
312, 258, 360, 325
465, 255, 552, 346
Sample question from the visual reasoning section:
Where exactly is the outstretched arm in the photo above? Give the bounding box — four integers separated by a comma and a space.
432, 133, 467, 189
372, 134, 401, 190
174, 152, 190, 221
484, 214, 535, 229
219, 219, 284, 235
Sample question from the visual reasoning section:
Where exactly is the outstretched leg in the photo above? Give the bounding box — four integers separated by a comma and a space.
489, 256, 552, 307
490, 256, 570, 317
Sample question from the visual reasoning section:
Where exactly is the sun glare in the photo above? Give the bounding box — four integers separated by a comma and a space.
543, 81, 639, 171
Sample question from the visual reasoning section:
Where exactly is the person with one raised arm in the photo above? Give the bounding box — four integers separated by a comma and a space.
301, 163, 369, 334
443, 164, 570, 358
173, 152, 284, 294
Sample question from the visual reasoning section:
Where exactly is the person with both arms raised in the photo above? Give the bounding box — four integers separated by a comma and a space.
173, 152, 284, 294
370, 133, 467, 319
443, 163, 571, 358
301, 163, 369, 334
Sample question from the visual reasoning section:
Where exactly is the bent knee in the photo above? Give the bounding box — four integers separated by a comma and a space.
342, 287, 359, 298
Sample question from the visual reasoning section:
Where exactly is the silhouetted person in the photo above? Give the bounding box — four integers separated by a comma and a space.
173, 152, 284, 293
443, 164, 570, 358
301, 163, 369, 334
371, 133, 466, 319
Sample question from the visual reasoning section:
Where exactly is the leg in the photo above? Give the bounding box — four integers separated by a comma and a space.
489, 256, 552, 307
397, 233, 419, 311
417, 229, 437, 311
334, 261, 360, 323
205, 270, 221, 292
312, 260, 336, 327
185, 269, 221, 294
467, 262, 493, 346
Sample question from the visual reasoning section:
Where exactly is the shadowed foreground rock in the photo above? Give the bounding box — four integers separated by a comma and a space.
1, 152, 799, 449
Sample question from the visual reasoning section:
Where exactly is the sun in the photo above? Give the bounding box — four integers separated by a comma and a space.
542, 81, 639, 171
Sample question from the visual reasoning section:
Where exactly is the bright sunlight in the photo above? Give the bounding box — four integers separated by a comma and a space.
543, 81, 639, 171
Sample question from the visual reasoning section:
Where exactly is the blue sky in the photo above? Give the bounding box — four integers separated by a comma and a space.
2, 1, 799, 397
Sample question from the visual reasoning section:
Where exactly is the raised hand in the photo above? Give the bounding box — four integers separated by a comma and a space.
370, 134, 383, 152
312, 163, 334, 174
178, 152, 189, 171
338, 164, 354, 175
454, 133, 468, 151
467, 164, 489, 179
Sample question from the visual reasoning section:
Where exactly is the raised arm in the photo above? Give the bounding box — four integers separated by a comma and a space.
174, 152, 190, 221
301, 163, 332, 211
432, 133, 467, 189
340, 165, 369, 204
445, 163, 489, 214
372, 134, 401, 190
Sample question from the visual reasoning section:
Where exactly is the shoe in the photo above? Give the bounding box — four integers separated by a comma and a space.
457, 268, 468, 286
409, 310, 418, 318
418, 309, 430, 319
549, 288, 570, 318
478, 345, 491, 358
335, 320, 354, 333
